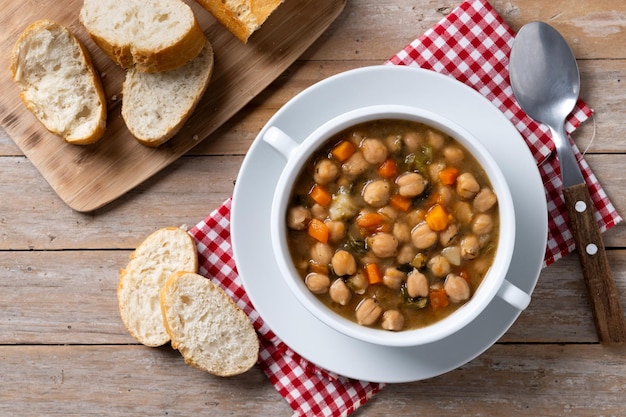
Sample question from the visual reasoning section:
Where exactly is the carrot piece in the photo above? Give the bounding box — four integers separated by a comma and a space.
377, 158, 398, 179
439, 167, 459, 185
309, 184, 332, 207
364, 263, 383, 285
429, 287, 449, 310
331, 140, 356, 162
425, 204, 450, 231
356, 212, 390, 233
389, 194, 412, 212
308, 218, 329, 243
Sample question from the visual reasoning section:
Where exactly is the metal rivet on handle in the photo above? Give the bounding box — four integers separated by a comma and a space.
575, 201, 587, 212
586, 243, 598, 255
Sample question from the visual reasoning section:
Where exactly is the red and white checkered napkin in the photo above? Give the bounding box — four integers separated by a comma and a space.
190, 199, 383, 417
386, 0, 621, 266
189, 0, 622, 415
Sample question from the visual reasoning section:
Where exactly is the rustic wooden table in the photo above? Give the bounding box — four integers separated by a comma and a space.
2, 1, 626, 415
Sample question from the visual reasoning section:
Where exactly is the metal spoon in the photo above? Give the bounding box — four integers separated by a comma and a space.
510, 21, 626, 344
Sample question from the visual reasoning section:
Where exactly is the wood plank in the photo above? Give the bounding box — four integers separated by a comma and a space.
301, 0, 626, 62
0, 345, 292, 416
2, 247, 625, 345
5, 152, 626, 250
0, 155, 241, 251
0, 0, 345, 212
1, 344, 625, 416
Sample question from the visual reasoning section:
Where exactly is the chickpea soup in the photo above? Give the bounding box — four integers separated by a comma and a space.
285, 119, 500, 332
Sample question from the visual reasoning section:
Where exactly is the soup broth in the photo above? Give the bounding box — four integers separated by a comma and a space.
285, 119, 500, 331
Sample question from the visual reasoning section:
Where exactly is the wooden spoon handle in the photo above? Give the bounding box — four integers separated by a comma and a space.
563, 182, 626, 344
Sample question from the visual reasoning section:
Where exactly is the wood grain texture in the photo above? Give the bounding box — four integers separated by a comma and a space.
1, 0, 626, 416
0, 0, 345, 212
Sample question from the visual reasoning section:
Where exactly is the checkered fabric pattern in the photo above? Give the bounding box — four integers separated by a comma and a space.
190, 199, 383, 417
189, 0, 622, 415
386, 0, 621, 266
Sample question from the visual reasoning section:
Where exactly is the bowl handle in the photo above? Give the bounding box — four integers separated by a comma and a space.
263, 126, 299, 160
497, 279, 531, 310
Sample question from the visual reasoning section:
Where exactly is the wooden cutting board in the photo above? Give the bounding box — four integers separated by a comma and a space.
0, 0, 346, 212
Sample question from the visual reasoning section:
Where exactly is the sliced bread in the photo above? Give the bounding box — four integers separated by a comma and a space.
79, 0, 206, 73
10, 20, 107, 145
121, 41, 214, 147
118, 227, 198, 347
194, 0, 284, 43
160, 271, 259, 376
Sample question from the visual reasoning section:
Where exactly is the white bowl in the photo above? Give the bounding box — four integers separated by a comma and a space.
264, 104, 530, 347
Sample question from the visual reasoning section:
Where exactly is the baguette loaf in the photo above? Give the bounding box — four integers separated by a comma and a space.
118, 227, 198, 347
79, 0, 206, 73
121, 41, 214, 147
195, 0, 284, 43
160, 271, 259, 376
10, 20, 106, 145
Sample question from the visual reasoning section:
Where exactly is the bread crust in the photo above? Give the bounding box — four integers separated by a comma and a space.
118, 227, 198, 347
195, 0, 284, 43
80, 0, 207, 73
10, 20, 107, 145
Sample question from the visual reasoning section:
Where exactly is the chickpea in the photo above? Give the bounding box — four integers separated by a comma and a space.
472, 213, 494, 235
460, 234, 480, 260
443, 146, 464, 164
331, 250, 357, 276
355, 298, 382, 326
310, 242, 333, 265
325, 220, 346, 243
392, 222, 411, 243
313, 159, 339, 185
329, 279, 352, 306
473, 188, 497, 212
405, 208, 426, 228
434, 185, 453, 206
385, 134, 403, 153
428, 160, 445, 182
444, 273, 471, 303
362, 180, 391, 207
396, 172, 427, 198
349, 129, 367, 146
411, 222, 438, 250
361, 138, 388, 164
311, 203, 327, 220
342, 151, 369, 176
367, 233, 398, 258
287, 206, 311, 230
402, 131, 422, 152
305, 273, 330, 294
439, 223, 458, 246
347, 271, 369, 295
406, 269, 429, 298
456, 172, 480, 199
427, 255, 451, 278
426, 129, 445, 149
454, 201, 474, 224
383, 267, 406, 290
396, 244, 416, 264
378, 205, 398, 221
381, 310, 405, 331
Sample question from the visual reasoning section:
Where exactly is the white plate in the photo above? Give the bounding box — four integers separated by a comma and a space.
231, 65, 547, 383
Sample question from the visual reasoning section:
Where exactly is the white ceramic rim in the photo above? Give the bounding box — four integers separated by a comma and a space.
269, 104, 516, 347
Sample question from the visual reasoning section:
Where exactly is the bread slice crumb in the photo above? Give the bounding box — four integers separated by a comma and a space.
10, 20, 107, 145
160, 271, 259, 376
